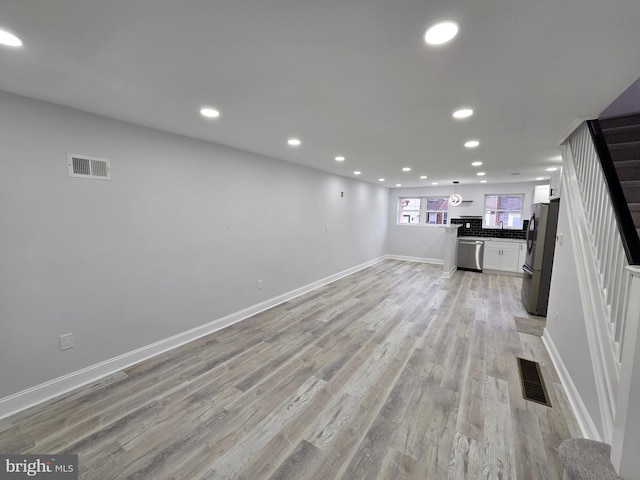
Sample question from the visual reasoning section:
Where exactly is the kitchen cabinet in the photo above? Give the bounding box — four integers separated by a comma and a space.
533, 184, 550, 203
550, 169, 562, 198
517, 242, 528, 274
483, 241, 521, 273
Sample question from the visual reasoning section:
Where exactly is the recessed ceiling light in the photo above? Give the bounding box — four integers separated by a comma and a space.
546, 167, 557, 172
200, 107, 220, 118
0, 29, 23, 47
432, 182, 438, 185
477, 172, 486, 176
396, 184, 402, 187
353, 171, 361, 175
420, 175, 427, 179
379, 178, 385, 182
464, 140, 480, 148
424, 21, 459, 46
402, 167, 412, 172
480, 180, 487, 183
536, 177, 545, 181
335, 156, 345, 162
453, 108, 474, 119
471, 161, 483, 166
288, 138, 301, 146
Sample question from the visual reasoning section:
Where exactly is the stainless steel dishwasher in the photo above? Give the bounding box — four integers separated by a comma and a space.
457, 239, 484, 272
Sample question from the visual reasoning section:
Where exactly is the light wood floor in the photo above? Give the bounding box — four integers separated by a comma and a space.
0, 260, 580, 479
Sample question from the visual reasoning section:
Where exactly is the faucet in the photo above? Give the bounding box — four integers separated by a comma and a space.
499, 221, 504, 229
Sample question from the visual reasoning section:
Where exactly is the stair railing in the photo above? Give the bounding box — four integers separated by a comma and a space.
568, 122, 632, 359
586, 120, 640, 265
562, 122, 629, 439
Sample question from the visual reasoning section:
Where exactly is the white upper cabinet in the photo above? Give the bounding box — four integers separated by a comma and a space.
533, 184, 550, 203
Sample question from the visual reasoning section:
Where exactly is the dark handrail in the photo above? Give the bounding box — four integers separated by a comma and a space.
587, 120, 640, 265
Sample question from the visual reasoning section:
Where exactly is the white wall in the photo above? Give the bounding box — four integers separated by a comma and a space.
545, 194, 604, 438
0, 91, 389, 399
599, 76, 640, 118
387, 182, 542, 260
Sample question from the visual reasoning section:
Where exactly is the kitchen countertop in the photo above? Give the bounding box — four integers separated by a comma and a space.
458, 236, 525, 243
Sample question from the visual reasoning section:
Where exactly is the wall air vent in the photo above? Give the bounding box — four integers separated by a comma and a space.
67, 154, 111, 180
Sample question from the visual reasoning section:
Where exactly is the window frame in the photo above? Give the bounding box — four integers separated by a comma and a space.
397, 196, 450, 226
482, 193, 524, 230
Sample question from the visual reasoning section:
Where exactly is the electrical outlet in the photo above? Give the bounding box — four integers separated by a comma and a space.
257, 279, 263, 289
60, 333, 73, 351
466, 223, 471, 228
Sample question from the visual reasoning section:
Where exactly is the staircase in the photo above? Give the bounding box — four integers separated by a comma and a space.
599, 113, 640, 237
561, 120, 640, 479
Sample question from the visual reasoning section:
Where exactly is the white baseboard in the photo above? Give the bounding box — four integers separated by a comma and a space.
542, 329, 602, 441
442, 266, 457, 279
482, 269, 523, 277
386, 254, 443, 265
0, 256, 385, 420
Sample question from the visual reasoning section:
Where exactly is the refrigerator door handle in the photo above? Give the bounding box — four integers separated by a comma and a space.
522, 264, 534, 275
526, 213, 536, 254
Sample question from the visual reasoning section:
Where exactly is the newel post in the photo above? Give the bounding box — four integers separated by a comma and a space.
611, 266, 640, 479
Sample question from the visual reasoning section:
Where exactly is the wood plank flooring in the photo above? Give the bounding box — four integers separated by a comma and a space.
0, 260, 581, 479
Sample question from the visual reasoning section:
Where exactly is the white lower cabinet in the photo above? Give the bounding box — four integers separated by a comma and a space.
517, 242, 527, 274
483, 241, 521, 273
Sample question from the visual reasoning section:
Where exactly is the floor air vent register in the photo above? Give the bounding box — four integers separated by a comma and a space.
517, 357, 551, 407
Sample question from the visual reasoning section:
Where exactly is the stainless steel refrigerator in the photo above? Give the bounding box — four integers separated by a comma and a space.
521, 199, 560, 316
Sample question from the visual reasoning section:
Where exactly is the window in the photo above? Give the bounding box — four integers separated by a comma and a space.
398, 198, 421, 224
426, 197, 448, 225
483, 193, 524, 229
398, 197, 449, 225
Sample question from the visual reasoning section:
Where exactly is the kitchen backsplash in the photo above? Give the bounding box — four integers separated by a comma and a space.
451, 217, 528, 240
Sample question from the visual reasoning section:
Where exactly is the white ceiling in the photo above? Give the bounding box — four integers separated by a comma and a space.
1, 0, 639, 187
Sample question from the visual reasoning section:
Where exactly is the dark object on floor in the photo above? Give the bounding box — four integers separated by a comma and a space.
517, 357, 551, 406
